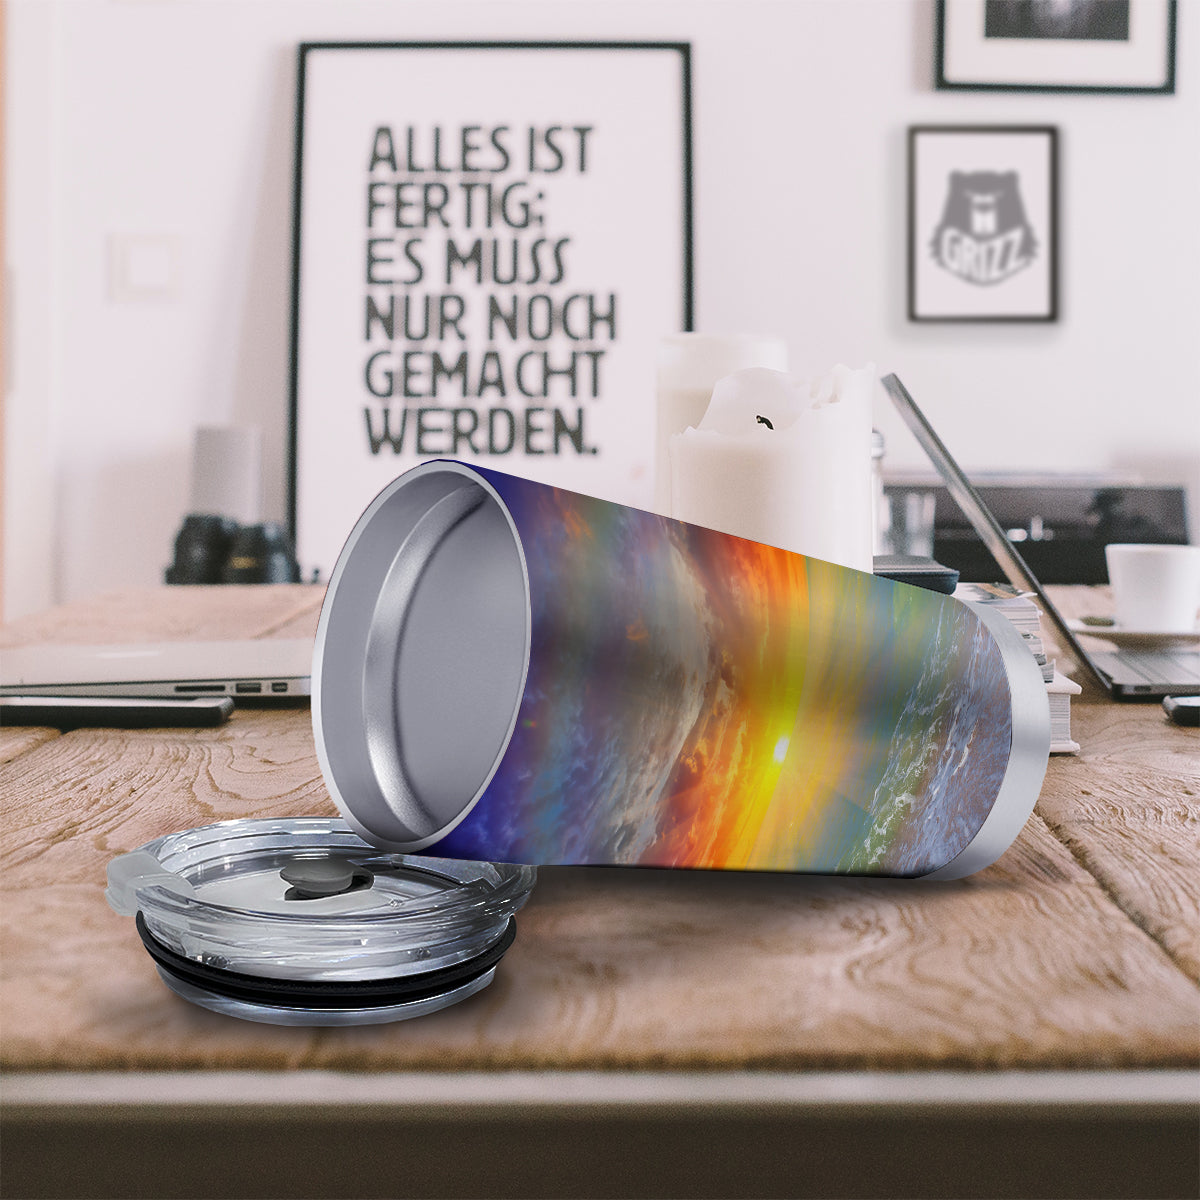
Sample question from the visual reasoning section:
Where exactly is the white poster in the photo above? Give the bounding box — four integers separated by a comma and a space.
290, 42, 693, 579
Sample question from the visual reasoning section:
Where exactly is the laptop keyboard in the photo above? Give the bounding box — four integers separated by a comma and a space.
1094, 649, 1200, 686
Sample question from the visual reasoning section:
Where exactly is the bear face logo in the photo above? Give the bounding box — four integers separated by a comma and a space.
931, 170, 1038, 286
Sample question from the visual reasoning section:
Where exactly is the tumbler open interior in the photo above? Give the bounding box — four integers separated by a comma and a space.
313, 462, 530, 851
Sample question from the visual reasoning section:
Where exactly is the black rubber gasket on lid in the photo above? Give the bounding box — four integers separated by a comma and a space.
135, 911, 516, 1011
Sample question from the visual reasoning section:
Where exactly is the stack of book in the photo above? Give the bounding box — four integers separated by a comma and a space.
954, 582, 1080, 754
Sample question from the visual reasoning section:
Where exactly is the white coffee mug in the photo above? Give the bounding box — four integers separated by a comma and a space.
1104, 543, 1200, 633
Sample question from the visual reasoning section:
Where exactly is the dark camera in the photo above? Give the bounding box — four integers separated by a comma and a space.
221, 523, 300, 584
164, 515, 239, 585
165, 516, 299, 585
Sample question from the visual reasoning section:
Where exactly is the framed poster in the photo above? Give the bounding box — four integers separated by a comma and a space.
908, 126, 1058, 323
936, 0, 1177, 93
289, 42, 693, 579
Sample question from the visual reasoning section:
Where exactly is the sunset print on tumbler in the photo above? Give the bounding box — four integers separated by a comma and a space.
312, 462, 1052, 881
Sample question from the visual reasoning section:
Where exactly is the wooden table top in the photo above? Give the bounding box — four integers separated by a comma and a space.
1, 583, 1197, 1076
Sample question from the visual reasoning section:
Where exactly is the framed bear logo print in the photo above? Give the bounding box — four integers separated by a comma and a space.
908, 126, 1058, 322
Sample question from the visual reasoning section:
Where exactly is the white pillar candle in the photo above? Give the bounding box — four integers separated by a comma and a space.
669, 365, 875, 573
654, 334, 788, 515
190, 426, 263, 524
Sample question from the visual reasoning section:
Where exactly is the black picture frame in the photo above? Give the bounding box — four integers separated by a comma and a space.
908, 125, 1059, 323
936, 0, 1177, 94
286, 41, 694, 578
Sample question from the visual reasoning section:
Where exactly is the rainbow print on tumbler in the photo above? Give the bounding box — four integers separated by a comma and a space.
313, 461, 1050, 880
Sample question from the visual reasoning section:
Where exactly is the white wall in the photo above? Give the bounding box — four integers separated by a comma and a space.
5, 0, 1199, 615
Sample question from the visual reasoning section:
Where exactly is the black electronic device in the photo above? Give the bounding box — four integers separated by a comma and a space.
165, 514, 239, 584
884, 481, 1190, 585
165, 515, 300, 585
873, 555, 960, 594
222, 522, 301, 584
1163, 695, 1200, 727
0, 694, 234, 730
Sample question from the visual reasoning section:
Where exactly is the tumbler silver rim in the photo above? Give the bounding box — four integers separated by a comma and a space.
312, 460, 531, 852
919, 600, 1051, 880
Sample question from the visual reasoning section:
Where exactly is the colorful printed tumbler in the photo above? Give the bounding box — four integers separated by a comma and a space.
312, 461, 1049, 879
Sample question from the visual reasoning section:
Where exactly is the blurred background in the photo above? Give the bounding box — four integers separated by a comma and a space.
2, 0, 1197, 618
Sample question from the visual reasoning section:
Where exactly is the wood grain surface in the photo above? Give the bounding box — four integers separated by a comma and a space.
1031, 583, 1200, 988
0, 584, 323, 647
1, 585, 1197, 1074
0, 725, 59, 764
1038, 761, 1200, 982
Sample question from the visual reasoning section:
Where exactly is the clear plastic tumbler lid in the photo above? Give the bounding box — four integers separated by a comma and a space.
107, 817, 535, 1025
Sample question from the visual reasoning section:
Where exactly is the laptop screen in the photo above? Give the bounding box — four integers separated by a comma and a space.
880, 373, 1112, 691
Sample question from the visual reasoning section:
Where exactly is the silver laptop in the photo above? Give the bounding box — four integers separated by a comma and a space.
881, 374, 1199, 700
0, 638, 312, 700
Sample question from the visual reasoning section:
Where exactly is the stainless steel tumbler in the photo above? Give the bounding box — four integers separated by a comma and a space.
312, 460, 1049, 878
